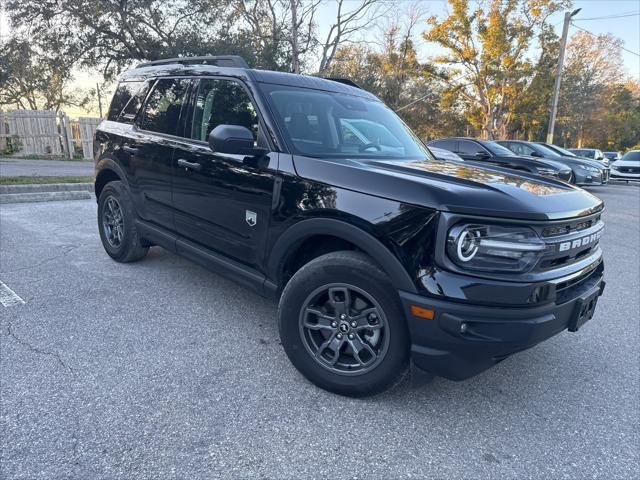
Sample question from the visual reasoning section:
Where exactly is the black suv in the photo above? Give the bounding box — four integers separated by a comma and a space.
427, 137, 573, 182
95, 56, 605, 396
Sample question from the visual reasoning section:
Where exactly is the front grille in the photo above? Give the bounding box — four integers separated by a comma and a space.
531, 211, 604, 271
541, 214, 601, 237
621, 166, 640, 173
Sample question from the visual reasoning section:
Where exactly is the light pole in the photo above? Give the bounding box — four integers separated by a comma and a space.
546, 8, 581, 144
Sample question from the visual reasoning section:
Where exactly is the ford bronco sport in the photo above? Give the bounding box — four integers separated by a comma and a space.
94, 55, 605, 397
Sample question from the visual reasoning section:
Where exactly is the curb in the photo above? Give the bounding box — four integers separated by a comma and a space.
0, 191, 93, 204
0, 182, 94, 194
0, 183, 94, 204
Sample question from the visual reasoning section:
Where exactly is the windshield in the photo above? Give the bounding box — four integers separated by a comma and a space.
549, 144, 576, 157
622, 151, 640, 161
570, 149, 594, 157
479, 141, 515, 156
533, 143, 561, 158
260, 84, 431, 160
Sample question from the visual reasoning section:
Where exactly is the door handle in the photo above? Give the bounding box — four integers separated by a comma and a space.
123, 146, 139, 154
177, 158, 202, 171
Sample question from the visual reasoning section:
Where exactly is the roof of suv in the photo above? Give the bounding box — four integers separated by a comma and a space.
119, 55, 378, 101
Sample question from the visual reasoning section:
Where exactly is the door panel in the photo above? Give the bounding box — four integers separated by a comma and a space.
132, 77, 191, 230
171, 77, 276, 271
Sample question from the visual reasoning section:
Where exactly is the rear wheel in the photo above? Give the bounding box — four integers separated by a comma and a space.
98, 181, 148, 263
278, 251, 410, 397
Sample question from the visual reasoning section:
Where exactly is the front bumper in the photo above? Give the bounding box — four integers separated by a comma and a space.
399, 262, 605, 380
575, 168, 609, 186
611, 169, 640, 180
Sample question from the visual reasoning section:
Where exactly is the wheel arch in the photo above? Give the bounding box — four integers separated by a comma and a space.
94, 158, 126, 201
267, 218, 417, 294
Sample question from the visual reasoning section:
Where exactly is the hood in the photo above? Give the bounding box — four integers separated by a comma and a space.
531, 157, 573, 172
555, 155, 605, 170
492, 154, 570, 172
612, 159, 639, 167
292, 156, 603, 221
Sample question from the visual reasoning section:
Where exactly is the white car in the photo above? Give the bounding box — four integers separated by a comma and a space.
611, 150, 640, 181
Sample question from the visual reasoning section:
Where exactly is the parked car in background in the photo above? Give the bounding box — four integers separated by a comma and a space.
498, 140, 610, 186
603, 151, 621, 162
610, 150, 640, 181
535, 142, 582, 159
568, 148, 610, 168
426, 137, 573, 181
427, 146, 464, 162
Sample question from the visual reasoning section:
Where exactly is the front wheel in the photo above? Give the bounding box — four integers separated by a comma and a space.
278, 251, 410, 397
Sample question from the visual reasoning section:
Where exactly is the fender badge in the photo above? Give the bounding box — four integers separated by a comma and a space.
246, 210, 257, 227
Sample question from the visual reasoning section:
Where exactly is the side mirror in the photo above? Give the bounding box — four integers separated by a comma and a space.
530, 151, 543, 157
208, 125, 266, 156
475, 151, 490, 159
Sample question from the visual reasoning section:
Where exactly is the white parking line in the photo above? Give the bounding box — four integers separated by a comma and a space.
0, 281, 26, 307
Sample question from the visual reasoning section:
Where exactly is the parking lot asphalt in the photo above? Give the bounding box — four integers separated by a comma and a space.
1, 183, 638, 479
0, 158, 94, 177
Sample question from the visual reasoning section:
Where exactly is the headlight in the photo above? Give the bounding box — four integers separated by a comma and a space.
579, 165, 600, 173
447, 224, 546, 272
535, 167, 557, 176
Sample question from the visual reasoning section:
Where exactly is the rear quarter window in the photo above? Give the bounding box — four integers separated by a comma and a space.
107, 81, 150, 123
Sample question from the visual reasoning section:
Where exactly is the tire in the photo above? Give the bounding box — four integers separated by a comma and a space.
97, 180, 149, 263
278, 251, 410, 397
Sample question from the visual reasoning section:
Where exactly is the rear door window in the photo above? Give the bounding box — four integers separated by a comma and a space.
139, 78, 190, 135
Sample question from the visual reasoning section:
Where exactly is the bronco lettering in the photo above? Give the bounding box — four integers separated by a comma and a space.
558, 230, 603, 252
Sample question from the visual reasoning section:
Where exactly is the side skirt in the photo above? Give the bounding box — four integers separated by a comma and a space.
135, 218, 278, 300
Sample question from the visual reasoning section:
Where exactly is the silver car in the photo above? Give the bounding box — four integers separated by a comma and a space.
567, 148, 610, 168
499, 141, 609, 186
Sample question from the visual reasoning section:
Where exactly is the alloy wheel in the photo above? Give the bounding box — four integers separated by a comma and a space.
299, 283, 390, 376
102, 195, 124, 248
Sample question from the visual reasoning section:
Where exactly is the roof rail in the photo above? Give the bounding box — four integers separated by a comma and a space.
136, 55, 249, 69
324, 77, 362, 89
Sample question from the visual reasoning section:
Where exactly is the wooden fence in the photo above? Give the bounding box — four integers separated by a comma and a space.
0, 109, 102, 160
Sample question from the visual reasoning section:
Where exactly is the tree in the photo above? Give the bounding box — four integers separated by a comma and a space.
509, 24, 559, 140
0, 37, 89, 111
6, 0, 238, 80
317, 0, 389, 74
556, 31, 629, 148
422, 0, 568, 139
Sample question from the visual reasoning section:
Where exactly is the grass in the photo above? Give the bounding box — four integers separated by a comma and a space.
0, 176, 94, 185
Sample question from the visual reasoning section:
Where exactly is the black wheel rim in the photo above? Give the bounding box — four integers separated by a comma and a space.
102, 195, 124, 248
299, 283, 390, 376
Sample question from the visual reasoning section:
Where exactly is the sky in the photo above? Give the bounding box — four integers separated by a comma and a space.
1, 0, 639, 118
